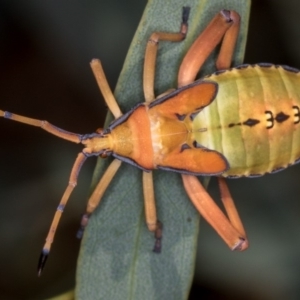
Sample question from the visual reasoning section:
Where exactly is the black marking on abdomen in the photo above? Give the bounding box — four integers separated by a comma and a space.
293, 105, 300, 124
275, 112, 289, 123
265, 110, 274, 129
227, 122, 241, 128
227, 110, 291, 130
243, 118, 260, 127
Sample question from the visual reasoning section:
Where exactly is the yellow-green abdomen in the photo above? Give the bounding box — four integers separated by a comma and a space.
193, 64, 300, 177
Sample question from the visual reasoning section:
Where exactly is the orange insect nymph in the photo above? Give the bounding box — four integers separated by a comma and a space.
1, 8, 250, 275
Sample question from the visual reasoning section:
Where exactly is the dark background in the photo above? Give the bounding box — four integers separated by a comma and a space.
1, 0, 300, 299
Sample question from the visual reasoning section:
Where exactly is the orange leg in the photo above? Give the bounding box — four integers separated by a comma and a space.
142, 171, 163, 252
218, 177, 246, 239
182, 175, 247, 250
38, 150, 90, 275
178, 10, 248, 251
178, 9, 240, 87
90, 59, 123, 119
143, 7, 190, 103
38, 153, 122, 275
142, 7, 190, 252
77, 159, 122, 239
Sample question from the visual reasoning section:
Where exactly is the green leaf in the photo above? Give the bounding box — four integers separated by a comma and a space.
76, 0, 250, 299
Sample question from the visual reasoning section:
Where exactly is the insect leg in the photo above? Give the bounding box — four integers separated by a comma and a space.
0, 110, 82, 144
142, 171, 162, 252
83, 60, 124, 236
90, 59, 122, 119
182, 174, 248, 251
141, 7, 190, 252
218, 177, 246, 239
38, 149, 91, 276
141, 169, 162, 250
76, 158, 122, 238
177, 9, 246, 251
143, 6, 190, 103
178, 9, 240, 87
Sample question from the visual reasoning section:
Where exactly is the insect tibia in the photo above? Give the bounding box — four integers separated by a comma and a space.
37, 249, 49, 277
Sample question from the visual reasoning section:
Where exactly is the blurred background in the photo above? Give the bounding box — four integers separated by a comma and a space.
1, 0, 300, 299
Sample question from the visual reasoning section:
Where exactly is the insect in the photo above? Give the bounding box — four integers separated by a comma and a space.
2, 7, 300, 275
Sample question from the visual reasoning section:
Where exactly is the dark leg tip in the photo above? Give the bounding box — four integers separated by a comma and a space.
152, 221, 163, 253
182, 7, 191, 24
77, 213, 90, 239
153, 238, 162, 253
37, 249, 49, 277
76, 227, 84, 239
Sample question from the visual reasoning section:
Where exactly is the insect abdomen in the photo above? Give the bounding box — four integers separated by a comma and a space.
193, 64, 300, 177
